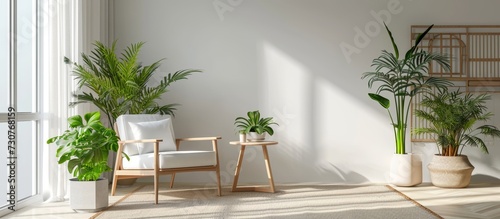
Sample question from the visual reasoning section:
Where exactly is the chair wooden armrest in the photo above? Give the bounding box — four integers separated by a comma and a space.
175, 136, 221, 153
176, 136, 222, 142
119, 139, 163, 144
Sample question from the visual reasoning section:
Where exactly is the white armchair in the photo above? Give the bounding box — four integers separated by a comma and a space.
112, 114, 221, 204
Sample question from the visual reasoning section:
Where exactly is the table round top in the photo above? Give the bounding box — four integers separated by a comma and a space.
229, 141, 278, 146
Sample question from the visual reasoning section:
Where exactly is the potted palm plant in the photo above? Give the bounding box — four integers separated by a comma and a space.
362, 24, 452, 186
414, 90, 500, 188
47, 111, 128, 212
66, 41, 201, 128
235, 110, 278, 141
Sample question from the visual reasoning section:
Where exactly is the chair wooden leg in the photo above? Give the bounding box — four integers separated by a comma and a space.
169, 173, 176, 188
154, 173, 159, 204
111, 175, 118, 196
216, 166, 222, 196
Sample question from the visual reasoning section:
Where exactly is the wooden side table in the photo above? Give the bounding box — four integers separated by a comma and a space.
229, 140, 278, 193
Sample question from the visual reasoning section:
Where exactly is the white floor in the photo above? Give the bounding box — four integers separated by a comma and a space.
5, 182, 500, 219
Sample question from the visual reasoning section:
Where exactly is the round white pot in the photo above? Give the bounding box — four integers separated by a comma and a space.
428, 154, 474, 188
248, 132, 266, 141
389, 153, 422, 187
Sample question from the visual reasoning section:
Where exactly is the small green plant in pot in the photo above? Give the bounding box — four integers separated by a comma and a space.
414, 90, 500, 188
47, 111, 128, 212
235, 110, 278, 141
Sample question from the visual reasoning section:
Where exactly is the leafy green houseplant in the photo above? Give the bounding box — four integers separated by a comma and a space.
47, 111, 125, 181
66, 41, 201, 128
414, 90, 500, 188
47, 111, 128, 211
235, 110, 278, 141
362, 24, 452, 154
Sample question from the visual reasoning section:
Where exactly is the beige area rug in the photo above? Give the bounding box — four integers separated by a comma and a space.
91, 184, 442, 219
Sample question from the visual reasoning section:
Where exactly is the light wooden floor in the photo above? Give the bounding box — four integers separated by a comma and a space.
396, 182, 500, 219
5, 182, 500, 219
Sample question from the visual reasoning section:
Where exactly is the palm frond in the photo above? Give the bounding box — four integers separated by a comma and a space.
68, 41, 200, 127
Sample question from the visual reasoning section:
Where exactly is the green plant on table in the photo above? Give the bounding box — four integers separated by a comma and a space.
47, 111, 129, 181
362, 24, 452, 154
234, 110, 278, 135
414, 90, 500, 156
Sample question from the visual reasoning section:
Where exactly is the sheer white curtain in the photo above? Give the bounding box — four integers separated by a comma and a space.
41, 0, 110, 202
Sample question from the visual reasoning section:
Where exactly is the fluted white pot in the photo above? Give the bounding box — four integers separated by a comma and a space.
389, 153, 422, 187
428, 155, 474, 188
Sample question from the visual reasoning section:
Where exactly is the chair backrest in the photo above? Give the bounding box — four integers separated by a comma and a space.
116, 114, 177, 156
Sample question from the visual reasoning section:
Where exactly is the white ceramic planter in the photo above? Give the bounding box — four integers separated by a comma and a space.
70, 178, 108, 212
389, 153, 422, 187
428, 155, 474, 188
248, 132, 266, 141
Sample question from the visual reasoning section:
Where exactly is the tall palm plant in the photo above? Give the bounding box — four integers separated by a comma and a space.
67, 41, 201, 127
362, 24, 452, 154
414, 90, 500, 156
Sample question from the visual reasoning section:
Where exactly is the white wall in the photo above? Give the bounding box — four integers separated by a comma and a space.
112, 0, 500, 185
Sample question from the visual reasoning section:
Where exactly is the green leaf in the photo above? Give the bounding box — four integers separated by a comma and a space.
405, 24, 434, 60
414, 24, 434, 48
86, 111, 101, 124
67, 159, 80, 174
68, 115, 83, 128
383, 23, 399, 59
368, 93, 390, 109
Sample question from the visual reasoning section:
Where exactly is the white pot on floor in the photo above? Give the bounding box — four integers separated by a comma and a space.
70, 178, 109, 212
389, 153, 422, 187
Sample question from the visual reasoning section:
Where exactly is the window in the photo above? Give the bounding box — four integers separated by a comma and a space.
0, 0, 42, 216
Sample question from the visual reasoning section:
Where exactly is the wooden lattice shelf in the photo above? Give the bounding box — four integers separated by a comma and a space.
411, 25, 500, 142
411, 25, 500, 92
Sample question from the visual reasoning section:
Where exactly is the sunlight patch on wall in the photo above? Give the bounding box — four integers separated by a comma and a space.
314, 77, 392, 180
259, 41, 311, 160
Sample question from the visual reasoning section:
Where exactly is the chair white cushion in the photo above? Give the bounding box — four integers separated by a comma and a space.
128, 119, 177, 154
122, 150, 217, 169
116, 114, 175, 156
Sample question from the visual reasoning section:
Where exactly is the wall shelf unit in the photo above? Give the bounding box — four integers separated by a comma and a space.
411, 25, 500, 142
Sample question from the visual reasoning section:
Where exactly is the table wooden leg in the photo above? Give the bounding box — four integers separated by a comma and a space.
232, 145, 246, 192
262, 145, 275, 193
